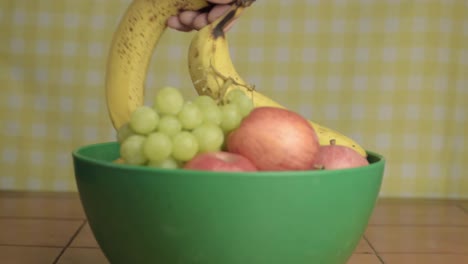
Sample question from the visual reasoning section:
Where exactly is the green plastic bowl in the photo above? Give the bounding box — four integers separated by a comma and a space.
72, 142, 385, 264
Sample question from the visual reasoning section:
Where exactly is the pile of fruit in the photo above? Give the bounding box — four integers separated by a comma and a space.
107, 0, 370, 172
116, 86, 369, 172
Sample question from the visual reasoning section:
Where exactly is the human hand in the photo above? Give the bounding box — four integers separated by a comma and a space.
167, 0, 235, 32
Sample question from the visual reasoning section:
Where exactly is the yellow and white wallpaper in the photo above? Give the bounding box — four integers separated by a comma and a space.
1, 0, 467, 198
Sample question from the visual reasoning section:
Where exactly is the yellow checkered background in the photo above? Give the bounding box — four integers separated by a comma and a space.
1, 0, 467, 198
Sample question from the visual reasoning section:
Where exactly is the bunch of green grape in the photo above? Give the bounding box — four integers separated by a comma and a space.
117, 86, 254, 168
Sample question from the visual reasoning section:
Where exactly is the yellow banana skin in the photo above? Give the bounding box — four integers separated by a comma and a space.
188, 2, 368, 157
106, 0, 210, 130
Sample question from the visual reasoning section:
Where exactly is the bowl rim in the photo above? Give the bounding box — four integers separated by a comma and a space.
72, 141, 385, 177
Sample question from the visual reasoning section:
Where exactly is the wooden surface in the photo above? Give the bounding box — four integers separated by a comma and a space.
0, 191, 467, 264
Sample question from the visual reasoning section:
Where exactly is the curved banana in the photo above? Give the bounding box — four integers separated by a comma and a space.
105, 0, 210, 130
188, 2, 368, 157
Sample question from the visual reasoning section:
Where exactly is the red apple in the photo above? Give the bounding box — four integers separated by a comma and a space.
183, 151, 257, 172
313, 139, 369, 170
227, 107, 320, 171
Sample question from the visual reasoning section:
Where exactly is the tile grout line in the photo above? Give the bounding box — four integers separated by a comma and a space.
456, 204, 468, 215
363, 235, 385, 264
51, 219, 88, 264
67, 245, 101, 249
0, 244, 63, 248
0, 216, 86, 221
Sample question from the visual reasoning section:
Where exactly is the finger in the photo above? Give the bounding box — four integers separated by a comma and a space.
192, 13, 210, 31
208, 0, 234, 4
223, 18, 237, 32
207, 4, 231, 23
166, 16, 193, 32
179, 11, 199, 28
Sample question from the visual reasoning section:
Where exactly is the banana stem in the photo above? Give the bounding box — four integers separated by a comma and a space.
236, 0, 256, 7
213, 0, 255, 38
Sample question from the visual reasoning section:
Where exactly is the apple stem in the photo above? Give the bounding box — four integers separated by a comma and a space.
329, 139, 336, 145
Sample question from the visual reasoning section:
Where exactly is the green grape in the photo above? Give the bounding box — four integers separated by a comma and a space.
158, 115, 182, 136
225, 89, 245, 103
234, 95, 254, 117
199, 104, 222, 125
154, 86, 184, 115
117, 123, 134, 143
194, 95, 217, 108
148, 157, 179, 169
220, 104, 242, 133
143, 132, 172, 162
194, 95, 222, 124
226, 89, 254, 117
177, 101, 204, 130
172, 131, 199, 162
129, 106, 159, 134
120, 134, 147, 165
192, 123, 224, 153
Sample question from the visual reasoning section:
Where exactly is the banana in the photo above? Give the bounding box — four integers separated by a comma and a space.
105, 0, 367, 157
105, 0, 210, 130
187, 1, 368, 157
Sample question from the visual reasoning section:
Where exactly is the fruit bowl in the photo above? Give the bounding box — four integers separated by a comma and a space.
72, 141, 385, 264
